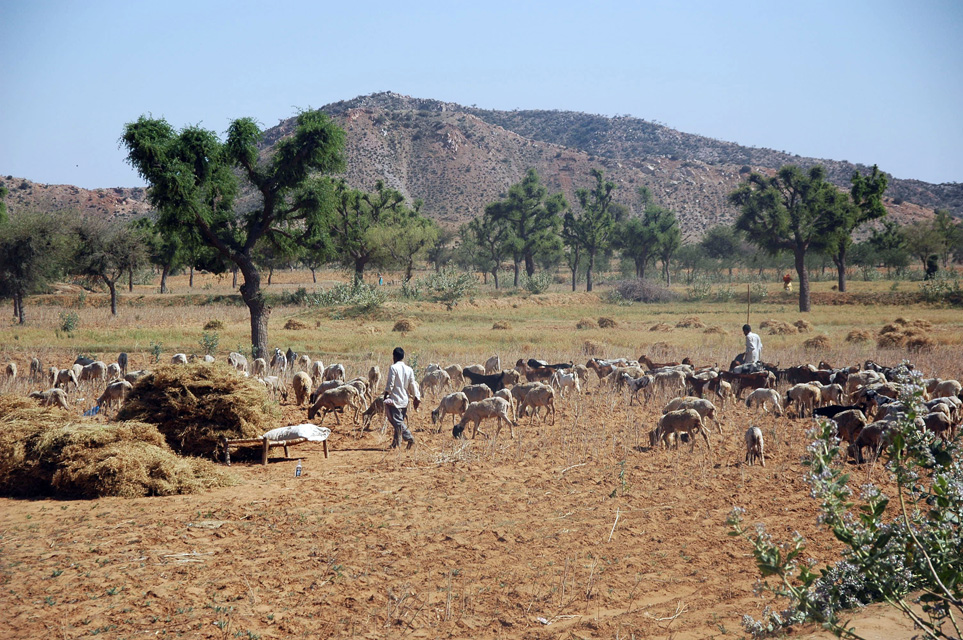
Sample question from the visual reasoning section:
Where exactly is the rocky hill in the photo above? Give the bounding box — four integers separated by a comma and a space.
3, 92, 957, 237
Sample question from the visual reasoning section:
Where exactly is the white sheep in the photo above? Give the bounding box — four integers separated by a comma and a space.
421, 369, 451, 397
368, 366, 382, 399
323, 363, 345, 382
649, 369, 686, 398
258, 376, 288, 402
453, 397, 517, 439
310, 379, 345, 405
292, 371, 313, 406
270, 348, 287, 375
518, 383, 556, 424
346, 377, 369, 402
308, 385, 364, 426
745, 427, 765, 466
663, 396, 722, 433
96, 379, 133, 410
461, 383, 493, 404
845, 370, 886, 401
47, 365, 59, 387
715, 380, 735, 405
787, 383, 821, 418
310, 360, 325, 383
203, 354, 215, 363
431, 392, 470, 431
444, 364, 464, 388
655, 408, 711, 454
745, 388, 784, 416
79, 361, 107, 385
171, 353, 188, 365
463, 363, 486, 376
493, 388, 516, 421
4, 361, 17, 380
484, 354, 501, 375
551, 370, 581, 397
296, 354, 312, 372
816, 383, 844, 407
54, 368, 80, 391
106, 362, 122, 381
228, 351, 249, 373
934, 379, 962, 399
29, 388, 70, 411
251, 357, 267, 377
30, 358, 43, 382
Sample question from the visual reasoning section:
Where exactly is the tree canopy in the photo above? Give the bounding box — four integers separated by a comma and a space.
563, 169, 617, 292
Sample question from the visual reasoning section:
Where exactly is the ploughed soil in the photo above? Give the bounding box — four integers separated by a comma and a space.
0, 386, 919, 639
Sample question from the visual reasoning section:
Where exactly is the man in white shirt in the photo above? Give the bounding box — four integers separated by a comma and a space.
743, 324, 763, 364
383, 347, 421, 449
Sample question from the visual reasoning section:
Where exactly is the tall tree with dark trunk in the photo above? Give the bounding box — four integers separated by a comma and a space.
486, 168, 566, 287
729, 165, 844, 312
74, 218, 147, 316
563, 169, 617, 292
122, 109, 345, 358
823, 165, 888, 292
461, 211, 512, 289
326, 179, 407, 283
0, 211, 70, 324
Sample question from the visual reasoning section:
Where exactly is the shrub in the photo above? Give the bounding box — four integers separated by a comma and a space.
613, 279, 679, 303
203, 319, 224, 331
685, 278, 712, 301
198, 332, 219, 356
58, 311, 79, 335
576, 318, 598, 330
730, 381, 963, 639
415, 267, 478, 310
313, 281, 387, 313
522, 272, 553, 294
393, 318, 416, 333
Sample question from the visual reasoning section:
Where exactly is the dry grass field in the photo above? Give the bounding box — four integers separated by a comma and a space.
1, 270, 961, 639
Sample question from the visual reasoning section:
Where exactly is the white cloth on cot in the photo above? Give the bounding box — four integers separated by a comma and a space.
262, 424, 331, 442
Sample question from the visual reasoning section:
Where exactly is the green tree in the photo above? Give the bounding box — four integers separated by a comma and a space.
0, 211, 71, 324
371, 208, 439, 282
902, 219, 944, 271
866, 219, 910, 274
655, 208, 681, 285
615, 190, 678, 281
461, 211, 512, 289
933, 209, 963, 267
700, 224, 744, 277
326, 179, 407, 283
73, 218, 147, 316
130, 217, 183, 294
0, 184, 8, 225
122, 109, 346, 357
563, 169, 617, 292
729, 165, 846, 312
822, 165, 888, 292
486, 168, 567, 286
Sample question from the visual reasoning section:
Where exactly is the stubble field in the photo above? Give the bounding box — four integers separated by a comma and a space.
1, 271, 961, 639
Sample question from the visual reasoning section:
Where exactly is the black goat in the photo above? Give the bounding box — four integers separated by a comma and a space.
463, 368, 508, 393
813, 404, 869, 420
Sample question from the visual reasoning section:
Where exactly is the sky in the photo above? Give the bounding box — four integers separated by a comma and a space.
1, 0, 961, 189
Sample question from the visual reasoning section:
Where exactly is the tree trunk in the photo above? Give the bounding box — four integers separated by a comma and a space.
586, 252, 595, 292
524, 254, 535, 278
107, 279, 118, 316
160, 264, 170, 294
795, 249, 811, 312
833, 248, 847, 292
513, 261, 520, 287
663, 261, 671, 287
492, 270, 499, 289
238, 259, 269, 359
12, 295, 20, 321
354, 258, 366, 283
15, 291, 25, 324
571, 265, 577, 292
404, 261, 413, 283
310, 268, 317, 284
189, 266, 194, 288
128, 267, 134, 292
268, 268, 273, 285
232, 267, 238, 288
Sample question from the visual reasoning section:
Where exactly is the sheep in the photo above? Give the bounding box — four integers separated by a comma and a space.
620, 373, 653, 405
323, 363, 345, 382
484, 354, 501, 375
292, 372, 313, 406
849, 423, 892, 463
443, 364, 465, 388
421, 369, 452, 397
251, 358, 267, 377
745, 388, 783, 416
845, 370, 886, 401
29, 358, 43, 382
494, 388, 516, 421
715, 380, 735, 406
816, 383, 844, 407
4, 361, 18, 380
453, 397, 517, 440
105, 363, 122, 381
228, 351, 249, 373
786, 383, 821, 418
270, 348, 287, 375
71, 363, 83, 380
517, 383, 556, 425
654, 408, 711, 454
602, 366, 646, 390
171, 353, 189, 365
124, 370, 149, 384
308, 385, 365, 426
829, 409, 867, 444
648, 427, 677, 449
78, 361, 107, 385
47, 365, 59, 386
346, 377, 369, 403
431, 392, 470, 432
463, 363, 486, 376
368, 366, 382, 399
296, 354, 312, 372
117, 352, 128, 375
934, 379, 962, 399
551, 370, 581, 397
360, 397, 387, 430
571, 364, 590, 385
29, 388, 70, 411
54, 368, 80, 391
586, 358, 617, 383
203, 354, 215, 363
461, 383, 493, 404
310, 379, 345, 405
514, 360, 557, 383
258, 375, 288, 401
922, 411, 953, 440
310, 360, 325, 383
425, 363, 442, 373
97, 380, 133, 410
74, 356, 95, 366
745, 427, 765, 466
663, 397, 722, 434
650, 369, 686, 398
510, 382, 542, 407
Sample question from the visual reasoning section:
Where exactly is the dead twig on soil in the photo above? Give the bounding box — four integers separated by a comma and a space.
607, 507, 621, 542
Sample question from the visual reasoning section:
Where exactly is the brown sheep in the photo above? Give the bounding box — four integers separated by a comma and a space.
292, 371, 313, 406
453, 397, 517, 440
96, 380, 133, 410
308, 385, 364, 426
431, 392, 470, 432
29, 388, 70, 411
517, 383, 556, 425
745, 426, 765, 466
655, 409, 711, 454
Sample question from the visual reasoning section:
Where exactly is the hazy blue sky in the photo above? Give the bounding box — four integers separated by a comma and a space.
2, 0, 961, 189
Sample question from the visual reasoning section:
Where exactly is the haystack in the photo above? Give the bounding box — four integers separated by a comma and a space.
582, 340, 605, 356
649, 322, 673, 332
204, 319, 225, 331
393, 318, 416, 332
765, 320, 798, 335
576, 318, 598, 330
284, 318, 308, 330
492, 321, 511, 330
0, 395, 233, 498
804, 335, 831, 350
877, 331, 906, 348
115, 363, 278, 457
906, 334, 936, 352
793, 320, 813, 333
703, 326, 728, 335
676, 316, 705, 329
846, 330, 872, 343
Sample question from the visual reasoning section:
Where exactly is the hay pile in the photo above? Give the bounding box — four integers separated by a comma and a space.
597, 317, 618, 329
846, 330, 873, 343
576, 318, 598, 330
703, 326, 728, 336
649, 322, 673, 332
284, 318, 308, 330
0, 395, 233, 499
582, 340, 605, 356
877, 319, 934, 350
203, 319, 225, 331
793, 320, 813, 333
116, 363, 279, 457
676, 316, 705, 329
393, 318, 416, 332
492, 321, 511, 330
804, 335, 832, 350
761, 319, 798, 335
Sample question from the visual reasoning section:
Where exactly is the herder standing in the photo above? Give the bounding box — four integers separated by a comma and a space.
383, 347, 421, 449
743, 324, 763, 364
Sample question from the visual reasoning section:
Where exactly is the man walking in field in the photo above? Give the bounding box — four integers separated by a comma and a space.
383, 347, 421, 449
743, 324, 763, 364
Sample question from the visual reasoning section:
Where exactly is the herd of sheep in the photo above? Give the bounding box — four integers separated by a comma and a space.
5, 348, 961, 466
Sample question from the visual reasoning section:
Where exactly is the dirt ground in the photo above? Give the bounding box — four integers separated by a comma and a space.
0, 372, 929, 640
